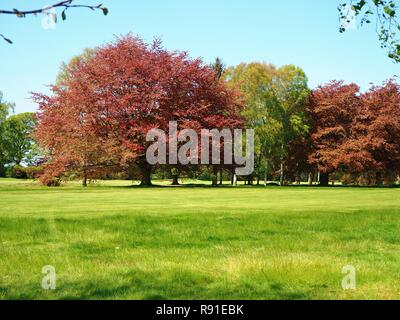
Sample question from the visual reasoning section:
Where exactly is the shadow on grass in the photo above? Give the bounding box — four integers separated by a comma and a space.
4, 269, 313, 300
116, 183, 400, 190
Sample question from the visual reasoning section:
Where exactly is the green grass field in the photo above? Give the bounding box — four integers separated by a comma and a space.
1, 178, 400, 300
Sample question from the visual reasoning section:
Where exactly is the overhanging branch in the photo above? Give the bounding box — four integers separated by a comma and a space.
0, 0, 108, 44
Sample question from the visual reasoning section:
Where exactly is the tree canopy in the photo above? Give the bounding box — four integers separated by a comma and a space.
33, 35, 243, 186
225, 63, 310, 185
0, 92, 14, 175
2, 112, 38, 166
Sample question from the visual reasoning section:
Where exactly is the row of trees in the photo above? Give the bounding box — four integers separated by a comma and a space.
225, 64, 400, 186
29, 35, 400, 187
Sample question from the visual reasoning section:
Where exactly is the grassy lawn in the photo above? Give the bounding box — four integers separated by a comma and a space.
1, 178, 400, 300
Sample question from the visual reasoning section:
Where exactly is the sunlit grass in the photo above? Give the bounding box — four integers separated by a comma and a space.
1, 178, 400, 300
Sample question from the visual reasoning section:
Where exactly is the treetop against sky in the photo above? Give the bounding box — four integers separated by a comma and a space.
0, 0, 398, 114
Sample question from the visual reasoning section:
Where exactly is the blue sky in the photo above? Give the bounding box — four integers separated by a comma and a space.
0, 0, 397, 113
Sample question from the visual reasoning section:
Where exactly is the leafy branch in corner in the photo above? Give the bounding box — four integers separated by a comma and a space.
339, 0, 400, 62
0, 0, 108, 44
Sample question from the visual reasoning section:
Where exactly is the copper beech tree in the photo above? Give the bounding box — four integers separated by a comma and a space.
308, 81, 361, 185
308, 80, 400, 186
33, 35, 242, 186
340, 81, 400, 184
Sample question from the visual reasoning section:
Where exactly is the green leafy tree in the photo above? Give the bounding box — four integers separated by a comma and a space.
225, 63, 310, 185
211, 57, 227, 186
0, 92, 14, 176
339, 0, 400, 62
3, 112, 39, 166
225, 63, 280, 184
56, 48, 97, 86
273, 65, 310, 185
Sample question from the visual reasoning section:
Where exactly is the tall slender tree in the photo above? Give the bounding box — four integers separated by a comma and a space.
225, 63, 309, 186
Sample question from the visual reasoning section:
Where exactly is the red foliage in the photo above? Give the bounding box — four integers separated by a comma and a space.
341, 81, 400, 177
33, 35, 242, 185
308, 81, 361, 174
308, 80, 400, 184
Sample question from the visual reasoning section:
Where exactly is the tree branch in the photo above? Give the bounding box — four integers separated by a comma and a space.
0, 1, 107, 16
0, 1, 108, 44
0, 34, 13, 44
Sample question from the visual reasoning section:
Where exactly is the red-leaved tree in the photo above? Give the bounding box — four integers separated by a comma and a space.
338, 80, 400, 184
308, 81, 361, 185
33, 35, 242, 186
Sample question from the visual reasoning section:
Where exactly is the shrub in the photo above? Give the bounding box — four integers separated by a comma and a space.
24, 166, 44, 179
45, 178, 61, 187
8, 165, 28, 179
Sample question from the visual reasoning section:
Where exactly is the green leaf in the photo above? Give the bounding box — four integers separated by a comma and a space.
102, 7, 109, 16
61, 10, 67, 21
384, 6, 396, 17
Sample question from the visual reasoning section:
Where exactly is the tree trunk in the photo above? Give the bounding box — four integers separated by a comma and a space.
82, 167, 87, 187
308, 172, 313, 185
264, 160, 268, 185
139, 162, 152, 186
375, 172, 383, 186
279, 143, 285, 186
279, 161, 284, 186
219, 168, 223, 185
319, 173, 330, 186
212, 167, 218, 187
0, 164, 6, 178
172, 174, 179, 186
233, 173, 238, 186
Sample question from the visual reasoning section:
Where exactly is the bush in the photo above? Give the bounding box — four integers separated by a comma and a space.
45, 179, 61, 187
8, 165, 28, 179
24, 166, 44, 179
7, 165, 44, 180
341, 172, 398, 186
0, 165, 6, 178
